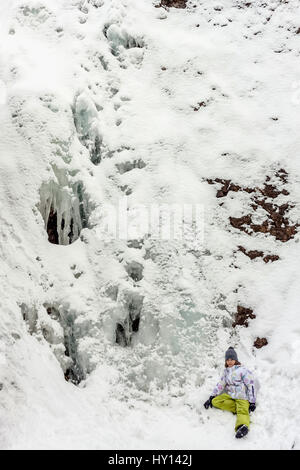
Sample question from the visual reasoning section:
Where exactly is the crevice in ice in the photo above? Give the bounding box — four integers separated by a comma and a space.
60, 312, 83, 384
47, 207, 59, 244
115, 290, 144, 347
20, 303, 38, 335
21, 302, 84, 384
38, 172, 91, 245
44, 304, 84, 384
115, 322, 127, 347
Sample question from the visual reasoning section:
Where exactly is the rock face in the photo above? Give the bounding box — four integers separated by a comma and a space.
207, 169, 298, 243
238, 246, 280, 263
208, 169, 297, 335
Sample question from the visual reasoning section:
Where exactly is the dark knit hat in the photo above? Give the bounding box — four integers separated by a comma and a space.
225, 347, 238, 362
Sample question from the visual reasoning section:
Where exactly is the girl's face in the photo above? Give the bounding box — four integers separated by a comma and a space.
226, 359, 236, 368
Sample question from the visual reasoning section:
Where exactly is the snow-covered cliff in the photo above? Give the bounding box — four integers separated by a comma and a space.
0, 0, 300, 449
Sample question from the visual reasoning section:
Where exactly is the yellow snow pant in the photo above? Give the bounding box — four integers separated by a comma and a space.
212, 394, 250, 431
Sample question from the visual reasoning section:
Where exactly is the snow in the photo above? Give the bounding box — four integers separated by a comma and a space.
0, 0, 300, 450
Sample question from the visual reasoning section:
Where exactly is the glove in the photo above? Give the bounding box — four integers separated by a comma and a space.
204, 396, 215, 409
249, 403, 256, 413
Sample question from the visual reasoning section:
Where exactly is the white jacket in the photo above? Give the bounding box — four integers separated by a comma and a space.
212, 364, 256, 403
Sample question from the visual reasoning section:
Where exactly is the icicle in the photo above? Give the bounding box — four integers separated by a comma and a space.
38, 174, 90, 245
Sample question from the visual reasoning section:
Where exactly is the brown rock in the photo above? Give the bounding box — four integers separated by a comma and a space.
238, 246, 264, 259
232, 305, 256, 328
259, 184, 282, 198
238, 246, 279, 263
263, 254, 280, 263
250, 219, 269, 234
230, 215, 252, 231
254, 337, 268, 348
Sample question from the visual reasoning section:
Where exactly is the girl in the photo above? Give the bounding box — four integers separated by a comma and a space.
203, 347, 256, 439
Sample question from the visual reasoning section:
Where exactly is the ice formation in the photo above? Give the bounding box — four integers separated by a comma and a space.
38, 172, 90, 245
73, 92, 103, 165
0, 0, 300, 450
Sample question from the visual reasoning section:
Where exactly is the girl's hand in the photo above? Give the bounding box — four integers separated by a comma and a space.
249, 403, 256, 412
204, 396, 215, 409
